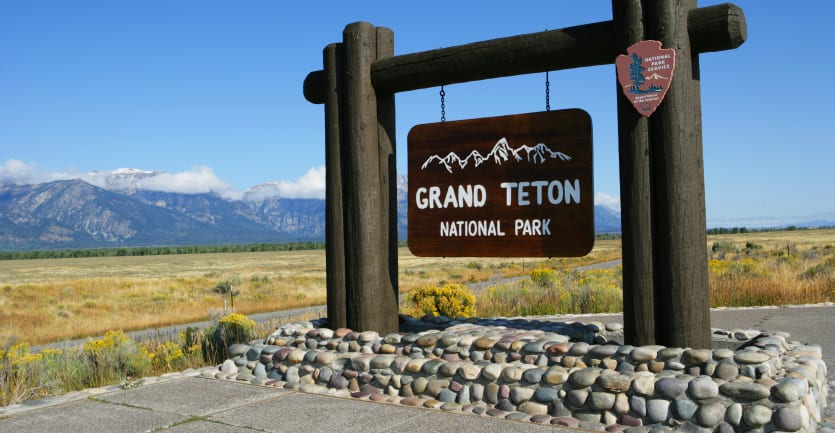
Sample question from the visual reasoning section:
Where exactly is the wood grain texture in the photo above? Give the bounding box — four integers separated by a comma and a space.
613, 0, 656, 346
303, 4, 746, 103
324, 43, 347, 329
340, 22, 389, 333
646, 0, 712, 349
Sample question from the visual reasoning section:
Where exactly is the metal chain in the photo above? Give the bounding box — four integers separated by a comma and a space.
545, 71, 551, 112
440, 85, 446, 122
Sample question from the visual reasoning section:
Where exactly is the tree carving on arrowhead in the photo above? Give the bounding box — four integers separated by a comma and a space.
616, 40, 676, 117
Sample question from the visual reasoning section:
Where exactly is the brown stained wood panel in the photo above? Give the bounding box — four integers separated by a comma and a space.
407, 110, 593, 257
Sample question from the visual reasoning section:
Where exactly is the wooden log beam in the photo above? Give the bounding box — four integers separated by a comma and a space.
303, 3, 745, 104
613, 0, 656, 346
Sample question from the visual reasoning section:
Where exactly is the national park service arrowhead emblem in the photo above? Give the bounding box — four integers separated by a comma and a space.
615, 40, 675, 117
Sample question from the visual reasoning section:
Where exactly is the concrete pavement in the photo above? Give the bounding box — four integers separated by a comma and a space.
2, 304, 833, 433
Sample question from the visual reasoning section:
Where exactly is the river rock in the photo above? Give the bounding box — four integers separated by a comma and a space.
588, 392, 616, 410
734, 350, 770, 364
688, 375, 719, 399
694, 401, 726, 427
742, 404, 772, 427
720, 381, 770, 400
598, 372, 633, 393
647, 399, 670, 424
771, 377, 807, 402
570, 368, 601, 387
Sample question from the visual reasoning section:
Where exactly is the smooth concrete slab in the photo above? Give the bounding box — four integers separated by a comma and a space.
209, 392, 435, 433
160, 419, 263, 432
210, 392, 582, 433
0, 398, 184, 433
99, 376, 290, 416
376, 410, 578, 433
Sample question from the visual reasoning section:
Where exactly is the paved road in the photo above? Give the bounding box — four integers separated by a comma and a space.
37, 305, 327, 352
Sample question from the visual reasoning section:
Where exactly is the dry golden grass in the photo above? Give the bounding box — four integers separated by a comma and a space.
0, 251, 327, 345
398, 239, 623, 293
0, 241, 621, 345
706, 229, 835, 307
3, 230, 833, 346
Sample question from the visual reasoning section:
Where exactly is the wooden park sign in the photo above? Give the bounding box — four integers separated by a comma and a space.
408, 110, 593, 257
303, 1, 747, 346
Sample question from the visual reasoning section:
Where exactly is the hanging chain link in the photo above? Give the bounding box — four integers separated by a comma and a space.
545, 71, 551, 112
440, 85, 446, 122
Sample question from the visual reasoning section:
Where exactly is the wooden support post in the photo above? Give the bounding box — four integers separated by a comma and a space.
646, 0, 712, 349
340, 22, 398, 334
324, 43, 347, 329
612, 0, 655, 346
376, 27, 399, 315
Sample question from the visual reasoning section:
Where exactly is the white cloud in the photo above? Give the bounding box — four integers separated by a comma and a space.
245, 166, 326, 200
594, 192, 621, 211
2, 159, 329, 201
133, 166, 239, 199
0, 159, 38, 184
0, 159, 79, 185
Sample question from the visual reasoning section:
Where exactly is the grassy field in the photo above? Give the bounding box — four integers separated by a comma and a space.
0, 250, 328, 346
1, 230, 834, 406
0, 241, 621, 346
2, 230, 834, 346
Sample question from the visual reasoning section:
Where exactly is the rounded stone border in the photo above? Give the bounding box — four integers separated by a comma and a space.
209, 314, 831, 433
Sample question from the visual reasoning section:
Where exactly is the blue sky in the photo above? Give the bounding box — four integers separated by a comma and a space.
1, 1, 834, 227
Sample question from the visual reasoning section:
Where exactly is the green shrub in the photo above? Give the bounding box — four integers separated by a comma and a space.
200, 313, 257, 363
407, 283, 476, 318
82, 330, 151, 382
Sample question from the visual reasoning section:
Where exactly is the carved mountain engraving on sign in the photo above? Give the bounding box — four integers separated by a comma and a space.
420, 138, 572, 173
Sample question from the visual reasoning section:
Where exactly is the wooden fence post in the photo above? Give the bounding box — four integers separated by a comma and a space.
324, 43, 347, 329
340, 22, 398, 334
612, 0, 655, 346
646, 0, 712, 349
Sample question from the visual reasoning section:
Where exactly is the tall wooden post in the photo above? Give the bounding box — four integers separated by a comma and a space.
324, 43, 347, 329
376, 27, 399, 314
612, 0, 656, 346
340, 22, 399, 334
646, 0, 712, 348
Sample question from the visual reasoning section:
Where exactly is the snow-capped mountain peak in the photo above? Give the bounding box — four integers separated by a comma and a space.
84, 168, 160, 193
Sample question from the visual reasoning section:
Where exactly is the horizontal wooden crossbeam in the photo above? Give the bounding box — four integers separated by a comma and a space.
303, 3, 745, 104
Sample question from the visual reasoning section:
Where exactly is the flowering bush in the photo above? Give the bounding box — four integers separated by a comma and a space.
201, 313, 257, 363
530, 268, 558, 287
83, 330, 151, 380
408, 283, 476, 318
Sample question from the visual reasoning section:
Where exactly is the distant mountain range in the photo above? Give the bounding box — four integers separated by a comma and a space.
0, 169, 623, 251
421, 138, 571, 173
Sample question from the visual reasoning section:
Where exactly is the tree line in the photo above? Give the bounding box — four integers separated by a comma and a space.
705, 225, 834, 235
2, 226, 832, 260
0, 242, 325, 261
